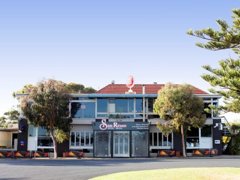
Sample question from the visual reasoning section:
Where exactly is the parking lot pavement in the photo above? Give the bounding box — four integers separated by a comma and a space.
0, 158, 240, 180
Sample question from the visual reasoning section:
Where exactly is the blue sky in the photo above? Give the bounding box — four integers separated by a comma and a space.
0, 0, 239, 115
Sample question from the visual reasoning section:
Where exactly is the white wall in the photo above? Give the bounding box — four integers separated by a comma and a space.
0, 132, 11, 148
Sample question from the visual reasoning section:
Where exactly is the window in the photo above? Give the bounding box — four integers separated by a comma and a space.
81, 132, 85, 146
186, 128, 199, 148
115, 99, 134, 113
204, 102, 212, 118
132, 131, 148, 157
76, 132, 80, 146
71, 102, 95, 118
149, 132, 172, 147
38, 137, 53, 147
97, 99, 108, 113
187, 126, 213, 148
70, 131, 93, 148
107, 99, 134, 113
153, 133, 158, 146
212, 102, 218, 117
108, 100, 115, 113
201, 125, 212, 137
147, 98, 155, 113
71, 132, 75, 146
187, 127, 199, 137
38, 127, 50, 136
37, 127, 53, 147
158, 133, 162, 146
97, 98, 135, 118
28, 125, 36, 137
136, 99, 143, 113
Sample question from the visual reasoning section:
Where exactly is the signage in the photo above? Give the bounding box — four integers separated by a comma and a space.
126, 75, 135, 93
93, 119, 149, 131
214, 140, 221, 144
126, 75, 134, 89
20, 141, 25, 147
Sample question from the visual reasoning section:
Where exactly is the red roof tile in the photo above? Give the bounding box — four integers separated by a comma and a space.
97, 84, 208, 95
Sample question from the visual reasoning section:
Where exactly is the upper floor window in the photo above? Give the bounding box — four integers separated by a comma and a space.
204, 102, 212, 118
97, 99, 108, 113
201, 125, 212, 137
147, 98, 156, 113
28, 124, 36, 137
115, 98, 134, 113
212, 102, 218, 117
136, 98, 143, 113
71, 102, 95, 118
98, 98, 134, 113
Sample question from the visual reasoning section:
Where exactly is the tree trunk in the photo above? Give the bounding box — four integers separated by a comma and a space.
50, 129, 58, 159
181, 125, 186, 157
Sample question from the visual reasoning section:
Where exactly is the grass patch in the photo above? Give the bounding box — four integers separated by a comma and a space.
90, 168, 240, 180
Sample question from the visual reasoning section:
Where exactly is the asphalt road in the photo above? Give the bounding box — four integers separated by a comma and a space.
0, 157, 240, 180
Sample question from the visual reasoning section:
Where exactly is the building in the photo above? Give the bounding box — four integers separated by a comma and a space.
0, 124, 18, 151
17, 83, 222, 157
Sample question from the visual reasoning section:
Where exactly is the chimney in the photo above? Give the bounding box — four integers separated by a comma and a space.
153, 82, 157, 84
111, 80, 115, 84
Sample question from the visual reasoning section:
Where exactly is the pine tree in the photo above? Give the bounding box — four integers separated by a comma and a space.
188, 9, 240, 113
188, 9, 240, 51
188, 9, 240, 154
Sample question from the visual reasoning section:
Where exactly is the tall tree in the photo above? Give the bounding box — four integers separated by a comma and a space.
14, 82, 96, 96
65, 82, 96, 93
20, 79, 71, 158
65, 83, 85, 93
154, 84, 206, 157
188, 9, 240, 113
0, 116, 7, 128
0, 109, 19, 128
188, 8, 240, 154
4, 109, 20, 121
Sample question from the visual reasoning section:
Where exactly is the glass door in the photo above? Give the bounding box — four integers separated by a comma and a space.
113, 131, 130, 157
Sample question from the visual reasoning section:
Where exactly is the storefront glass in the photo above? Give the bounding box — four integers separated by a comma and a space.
113, 131, 129, 157
94, 131, 111, 157
132, 131, 148, 157
70, 131, 93, 148
37, 127, 53, 147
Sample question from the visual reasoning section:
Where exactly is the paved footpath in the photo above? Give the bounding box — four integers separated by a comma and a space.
0, 157, 240, 180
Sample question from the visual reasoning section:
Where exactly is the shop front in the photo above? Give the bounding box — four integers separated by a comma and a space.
93, 119, 149, 158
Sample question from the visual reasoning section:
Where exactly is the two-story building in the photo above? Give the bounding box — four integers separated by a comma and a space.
18, 82, 222, 157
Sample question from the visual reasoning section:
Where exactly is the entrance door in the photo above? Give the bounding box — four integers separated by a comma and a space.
12, 133, 18, 150
113, 131, 129, 157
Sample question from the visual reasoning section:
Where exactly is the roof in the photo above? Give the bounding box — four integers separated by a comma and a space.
0, 128, 18, 132
97, 84, 208, 95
